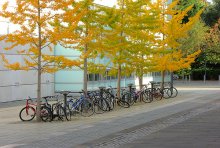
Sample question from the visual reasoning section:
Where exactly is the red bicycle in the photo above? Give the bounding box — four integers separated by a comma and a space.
19, 97, 52, 122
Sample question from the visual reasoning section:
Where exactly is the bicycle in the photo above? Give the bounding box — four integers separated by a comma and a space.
129, 84, 153, 104
67, 91, 94, 117
144, 82, 171, 101
105, 86, 130, 108
19, 97, 52, 122
164, 82, 178, 98
42, 95, 71, 121
87, 90, 109, 114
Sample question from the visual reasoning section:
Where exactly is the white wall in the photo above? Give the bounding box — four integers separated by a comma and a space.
0, 41, 55, 102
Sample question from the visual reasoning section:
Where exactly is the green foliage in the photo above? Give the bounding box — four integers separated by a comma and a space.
205, 19, 220, 64
177, 0, 206, 23
179, 20, 208, 54
202, 0, 220, 27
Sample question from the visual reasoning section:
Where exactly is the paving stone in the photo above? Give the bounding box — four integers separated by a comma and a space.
0, 82, 219, 148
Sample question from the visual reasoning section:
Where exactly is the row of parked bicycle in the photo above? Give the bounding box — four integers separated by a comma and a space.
19, 82, 178, 122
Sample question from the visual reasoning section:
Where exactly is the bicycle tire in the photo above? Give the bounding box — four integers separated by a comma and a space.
117, 100, 130, 108
167, 87, 178, 98
154, 89, 163, 101
107, 96, 115, 110
81, 99, 94, 117
94, 95, 109, 112
56, 105, 66, 121
40, 106, 53, 122
142, 91, 152, 103
94, 99, 105, 114
64, 106, 71, 121
19, 106, 36, 121
102, 98, 111, 111
162, 88, 171, 99
122, 92, 135, 106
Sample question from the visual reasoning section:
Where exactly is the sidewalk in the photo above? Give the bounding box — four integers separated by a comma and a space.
0, 80, 219, 108
174, 80, 220, 88
0, 81, 220, 147
83, 100, 220, 148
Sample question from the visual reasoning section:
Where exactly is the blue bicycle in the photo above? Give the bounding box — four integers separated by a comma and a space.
67, 92, 94, 117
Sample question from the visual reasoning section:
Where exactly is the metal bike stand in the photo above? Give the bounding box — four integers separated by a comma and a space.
56, 91, 71, 110
127, 83, 133, 93
149, 81, 155, 100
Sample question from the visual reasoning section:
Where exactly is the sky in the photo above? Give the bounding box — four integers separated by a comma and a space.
94, 0, 117, 7
0, 0, 214, 34
94, 0, 214, 6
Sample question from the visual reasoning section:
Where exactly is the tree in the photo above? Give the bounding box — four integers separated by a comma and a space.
95, 0, 132, 98
0, 0, 84, 122
205, 19, 220, 63
123, 0, 159, 88
202, 0, 220, 27
59, 0, 113, 94
177, 0, 206, 23
152, 0, 203, 88
177, 20, 208, 79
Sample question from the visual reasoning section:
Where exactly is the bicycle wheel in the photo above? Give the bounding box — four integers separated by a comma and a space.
19, 106, 36, 121
122, 92, 135, 106
56, 105, 66, 121
107, 96, 115, 110
64, 106, 71, 121
154, 89, 163, 101
167, 87, 178, 98
101, 98, 111, 111
81, 99, 94, 117
142, 91, 152, 103
117, 99, 130, 108
162, 88, 171, 99
40, 106, 52, 122
94, 99, 106, 114
104, 93, 115, 111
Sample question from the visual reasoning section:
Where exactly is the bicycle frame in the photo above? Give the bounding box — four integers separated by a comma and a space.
24, 99, 36, 115
68, 95, 85, 111
23, 97, 46, 116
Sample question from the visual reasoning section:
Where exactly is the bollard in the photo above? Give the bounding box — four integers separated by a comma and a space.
149, 81, 155, 100
57, 91, 71, 110
127, 83, 133, 93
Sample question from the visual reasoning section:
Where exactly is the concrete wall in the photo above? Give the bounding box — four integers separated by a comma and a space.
0, 41, 54, 102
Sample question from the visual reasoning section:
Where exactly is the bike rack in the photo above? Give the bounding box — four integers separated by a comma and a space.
55, 91, 71, 110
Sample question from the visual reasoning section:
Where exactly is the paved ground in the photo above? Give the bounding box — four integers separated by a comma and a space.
0, 81, 219, 148
79, 99, 220, 148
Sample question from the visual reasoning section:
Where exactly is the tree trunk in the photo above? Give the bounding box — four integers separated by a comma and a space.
138, 65, 143, 89
138, 76, 143, 89
161, 70, 165, 90
117, 0, 124, 99
36, 0, 42, 122
36, 60, 42, 122
170, 72, 174, 88
83, 7, 89, 95
83, 43, 88, 95
117, 65, 121, 99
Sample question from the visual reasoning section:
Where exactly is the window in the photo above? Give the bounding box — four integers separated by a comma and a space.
87, 74, 94, 81
94, 74, 100, 81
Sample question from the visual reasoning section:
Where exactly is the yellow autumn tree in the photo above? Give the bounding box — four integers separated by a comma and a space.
123, 0, 160, 88
54, 0, 114, 93
152, 0, 202, 88
71, 1, 111, 93
0, 0, 84, 122
92, 0, 132, 98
